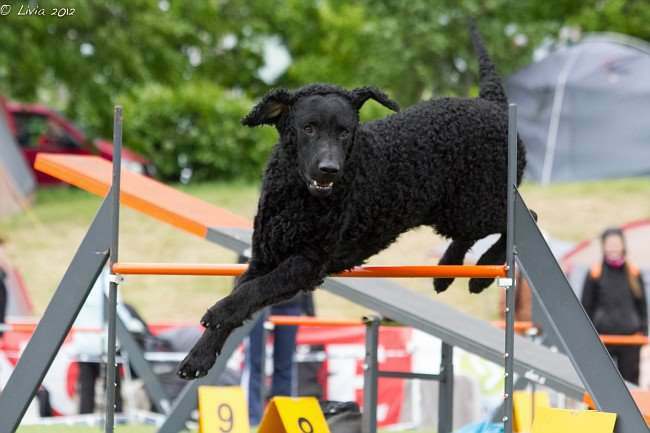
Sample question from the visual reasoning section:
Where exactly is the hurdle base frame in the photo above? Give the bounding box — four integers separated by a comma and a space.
362, 316, 455, 433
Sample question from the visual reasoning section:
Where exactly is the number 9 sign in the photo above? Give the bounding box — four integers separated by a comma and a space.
198, 386, 249, 433
297, 417, 314, 433
217, 403, 234, 432
258, 396, 331, 433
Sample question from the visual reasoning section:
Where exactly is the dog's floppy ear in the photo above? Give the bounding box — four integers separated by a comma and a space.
350, 86, 400, 112
242, 89, 293, 127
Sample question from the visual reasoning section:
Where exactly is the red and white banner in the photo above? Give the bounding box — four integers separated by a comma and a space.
0, 322, 498, 429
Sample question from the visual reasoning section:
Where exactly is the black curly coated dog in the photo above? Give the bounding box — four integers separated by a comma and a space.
177, 25, 526, 379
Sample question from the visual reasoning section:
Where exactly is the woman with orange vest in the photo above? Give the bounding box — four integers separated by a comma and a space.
581, 227, 647, 384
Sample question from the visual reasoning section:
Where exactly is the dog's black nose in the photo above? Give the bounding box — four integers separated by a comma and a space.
318, 162, 339, 174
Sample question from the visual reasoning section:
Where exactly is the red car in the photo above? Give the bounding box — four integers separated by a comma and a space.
4, 100, 153, 184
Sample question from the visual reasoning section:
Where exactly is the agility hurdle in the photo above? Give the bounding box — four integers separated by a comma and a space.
112, 262, 507, 278
1, 104, 648, 433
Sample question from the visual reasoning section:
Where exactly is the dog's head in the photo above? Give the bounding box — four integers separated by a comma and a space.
242, 84, 399, 197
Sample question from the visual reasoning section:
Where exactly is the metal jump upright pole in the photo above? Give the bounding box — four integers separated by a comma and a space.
105, 106, 123, 433
503, 103, 518, 433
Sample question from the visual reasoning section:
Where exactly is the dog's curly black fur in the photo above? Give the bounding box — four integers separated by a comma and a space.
178, 24, 526, 379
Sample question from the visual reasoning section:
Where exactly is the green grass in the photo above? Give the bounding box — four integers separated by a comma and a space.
1, 177, 649, 323
17, 426, 159, 433
519, 177, 650, 240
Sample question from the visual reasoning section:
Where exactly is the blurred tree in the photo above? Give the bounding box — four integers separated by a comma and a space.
0, 0, 269, 137
568, 0, 650, 40
263, 0, 649, 106
260, 1, 530, 104
119, 81, 275, 181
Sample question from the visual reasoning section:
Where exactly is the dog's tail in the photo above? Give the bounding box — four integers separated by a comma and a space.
469, 20, 508, 106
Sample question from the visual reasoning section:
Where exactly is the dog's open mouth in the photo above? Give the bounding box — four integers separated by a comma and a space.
307, 179, 334, 195
311, 179, 333, 190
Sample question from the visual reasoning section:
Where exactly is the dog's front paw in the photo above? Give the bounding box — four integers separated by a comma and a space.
177, 349, 215, 380
200, 298, 234, 329
176, 328, 231, 380
468, 277, 493, 294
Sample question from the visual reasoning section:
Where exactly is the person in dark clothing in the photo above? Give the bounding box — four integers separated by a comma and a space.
0, 237, 9, 338
240, 252, 315, 426
0, 267, 7, 338
581, 227, 647, 384
78, 362, 123, 414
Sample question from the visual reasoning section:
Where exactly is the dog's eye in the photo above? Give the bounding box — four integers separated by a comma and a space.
339, 129, 350, 139
303, 124, 315, 134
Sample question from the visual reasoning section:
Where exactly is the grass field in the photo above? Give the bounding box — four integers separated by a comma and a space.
17, 426, 160, 433
1, 177, 649, 323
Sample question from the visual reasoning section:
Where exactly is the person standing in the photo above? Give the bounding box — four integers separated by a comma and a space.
0, 270, 6, 337
581, 227, 647, 384
498, 269, 532, 322
0, 237, 10, 338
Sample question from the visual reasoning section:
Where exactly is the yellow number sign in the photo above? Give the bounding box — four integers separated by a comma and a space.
198, 386, 250, 433
513, 390, 550, 432
531, 407, 616, 433
258, 396, 331, 433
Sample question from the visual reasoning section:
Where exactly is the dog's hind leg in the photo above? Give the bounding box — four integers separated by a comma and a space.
465, 210, 537, 294
434, 239, 476, 293
468, 234, 506, 293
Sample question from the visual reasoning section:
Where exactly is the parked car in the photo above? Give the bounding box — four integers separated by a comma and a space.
3, 100, 154, 184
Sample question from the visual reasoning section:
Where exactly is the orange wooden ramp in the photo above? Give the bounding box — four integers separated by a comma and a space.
35, 153, 251, 238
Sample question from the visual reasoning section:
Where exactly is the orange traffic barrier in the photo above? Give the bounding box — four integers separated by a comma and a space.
268, 316, 364, 327
8, 318, 644, 346
491, 321, 537, 334
600, 334, 649, 346
112, 262, 507, 278
491, 321, 648, 345
0, 322, 102, 333
584, 390, 650, 424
